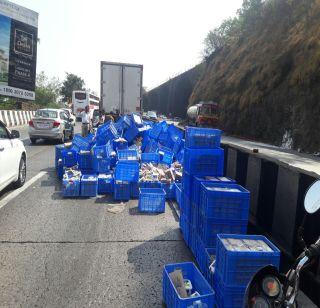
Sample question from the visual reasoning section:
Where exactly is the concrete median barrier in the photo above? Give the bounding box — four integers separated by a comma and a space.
0, 110, 35, 127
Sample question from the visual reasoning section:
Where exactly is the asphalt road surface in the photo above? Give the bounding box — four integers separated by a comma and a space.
0, 124, 193, 307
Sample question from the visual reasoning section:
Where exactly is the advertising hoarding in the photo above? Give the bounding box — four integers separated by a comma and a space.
0, 0, 38, 100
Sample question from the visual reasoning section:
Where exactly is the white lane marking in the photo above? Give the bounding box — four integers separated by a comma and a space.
0, 171, 47, 210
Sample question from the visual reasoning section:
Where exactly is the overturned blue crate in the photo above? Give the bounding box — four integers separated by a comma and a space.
138, 188, 166, 213
117, 149, 139, 161
71, 134, 92, 152
141, 152, 160, 163
124, 125, 140, 143
62, 177, 80, 197
158, 148, 174, 165
149, 121, 167, 139
92, 145, 108, 158
96, 121, 118, 145
115, 161, 139, 182
200, 183, 250, 220
97, 174, 114, 195
215, 234, 280, 287
162, 262, 215, 308
183, 148, 224, 176
80, 174, 98, 197
185, 127, 221, 149
114, 180, 130, 201
77, 151, 93, 170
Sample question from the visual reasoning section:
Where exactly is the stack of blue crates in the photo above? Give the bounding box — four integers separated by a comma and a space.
97, 174, 114, 195
180, 127, 223, 249
214, 234, 280, 307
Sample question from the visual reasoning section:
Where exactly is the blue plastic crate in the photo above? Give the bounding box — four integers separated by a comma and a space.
139, 181, 162, 189
72, 134, 92, 152
182, 172, 193, 198
158, 149, 174, 165
55, 145, 65, 167
158, 132, 169, 145
184, 148, 224, 176
144, 139, 158, 153
162, 262, 215, 308
180, 194, 191, 221
56, 160, 64, 180
96, 121, 118, 145
77, 151, 93, 170
113, 138, 128, 151
215, 234, 280, 287
214, 270, 246, 308
62, 177, 80, 197
138, 188, 166, 213
141, 152, 160, 163
130, 182, 140, 199
185, 127, 221, 149
98, 174, 114, 195
62, 149, 77, 167
198, 215, 248, 248
196, 240, 216, 284
149, 121, 167, 139
175, 183, 182, 206
161, 183, 175, 200
80, 175, 98, 197
115, 161, 139, 182
200, 183, 250, 220
192, 176, 236, 205
117, 149, 139, 161
124, 125, 140, 143
114, 180, 130, 200
92, 145, 108, 158
179, 214, 190, 246
92, 156, 110, 173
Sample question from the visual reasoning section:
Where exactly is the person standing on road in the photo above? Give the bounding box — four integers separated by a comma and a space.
81, 106, 91, 137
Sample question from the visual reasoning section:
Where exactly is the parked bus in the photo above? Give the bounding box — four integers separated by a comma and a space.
72, 90, 100, 120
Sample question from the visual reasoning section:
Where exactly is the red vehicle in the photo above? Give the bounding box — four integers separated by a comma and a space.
187, 101, 219, 127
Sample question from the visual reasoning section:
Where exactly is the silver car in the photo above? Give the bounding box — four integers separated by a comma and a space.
28, 108, 74, 144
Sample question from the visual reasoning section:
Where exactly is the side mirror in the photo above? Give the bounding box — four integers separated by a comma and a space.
304, 180, 320, 214
11, 130, 20, 139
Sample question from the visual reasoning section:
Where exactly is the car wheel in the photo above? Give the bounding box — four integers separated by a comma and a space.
30, 138, 37, 144
14, 156, 26, 188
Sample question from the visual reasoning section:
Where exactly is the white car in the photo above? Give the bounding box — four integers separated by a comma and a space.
0, 121, 27, 192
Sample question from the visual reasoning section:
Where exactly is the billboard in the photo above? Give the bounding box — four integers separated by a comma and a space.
0, 0, 38, 100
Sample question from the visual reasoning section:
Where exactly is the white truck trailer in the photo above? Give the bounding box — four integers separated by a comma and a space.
100, 61, 143, 115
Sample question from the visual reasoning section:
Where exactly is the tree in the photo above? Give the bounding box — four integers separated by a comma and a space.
60, 73, 85, 103
34, 71, 61, 107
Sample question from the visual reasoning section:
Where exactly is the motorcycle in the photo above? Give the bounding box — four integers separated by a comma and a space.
244, 180, 320, 308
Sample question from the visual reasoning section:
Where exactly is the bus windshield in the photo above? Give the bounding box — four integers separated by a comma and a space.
75, 92, 86, 100
199, 105, 218, 116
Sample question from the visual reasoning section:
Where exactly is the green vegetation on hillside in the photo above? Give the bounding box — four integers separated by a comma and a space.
191, 0, 320, 151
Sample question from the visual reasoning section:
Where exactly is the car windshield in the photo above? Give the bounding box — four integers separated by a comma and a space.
35, 110, 58, 118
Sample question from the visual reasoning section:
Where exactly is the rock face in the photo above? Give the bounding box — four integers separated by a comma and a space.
143, 64, 204, 118
190, 0, 320, 152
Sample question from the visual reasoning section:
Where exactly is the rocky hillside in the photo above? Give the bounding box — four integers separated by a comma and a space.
190, 0, 320, 151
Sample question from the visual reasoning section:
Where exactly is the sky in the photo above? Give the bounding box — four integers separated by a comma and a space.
12, 0, 243, 94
